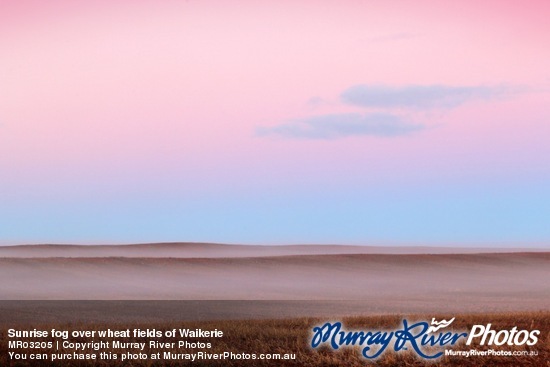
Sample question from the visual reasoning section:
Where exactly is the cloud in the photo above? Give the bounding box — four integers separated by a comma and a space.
256, 83, 523, 140
257, 113, 423, 140
341, 84, 507, 109
306, 96, 326, 107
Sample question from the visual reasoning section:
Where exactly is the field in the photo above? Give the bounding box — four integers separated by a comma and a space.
1, 243, 548, 366
1, 310, 548, 366
1, 244, 549, 316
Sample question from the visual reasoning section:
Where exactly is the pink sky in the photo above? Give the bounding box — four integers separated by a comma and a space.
1, 1, 549, 244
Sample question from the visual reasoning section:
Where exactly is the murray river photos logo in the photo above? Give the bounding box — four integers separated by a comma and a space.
310, 317, 540, 360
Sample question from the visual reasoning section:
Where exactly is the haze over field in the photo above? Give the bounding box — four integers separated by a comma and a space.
1, 242, 548, 258
1, 244, 548, 316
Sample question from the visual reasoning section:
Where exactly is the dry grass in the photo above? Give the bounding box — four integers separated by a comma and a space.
1, 311, 548, 366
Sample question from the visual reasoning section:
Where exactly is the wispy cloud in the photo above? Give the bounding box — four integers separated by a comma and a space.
257, 113, 423, 140
306, 96, 326, 107
341, 84, 508, 109
257, 83, 519, 140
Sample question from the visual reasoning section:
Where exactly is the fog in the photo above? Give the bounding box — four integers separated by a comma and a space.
1, 244, 548, 314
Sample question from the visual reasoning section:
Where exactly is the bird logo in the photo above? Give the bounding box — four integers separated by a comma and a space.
427, 317, 456, 333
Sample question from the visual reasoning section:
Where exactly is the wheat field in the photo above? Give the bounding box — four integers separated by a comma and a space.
1, 311, 548, 366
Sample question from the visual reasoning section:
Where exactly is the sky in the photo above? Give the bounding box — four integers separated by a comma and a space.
1, 0, 549, 246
